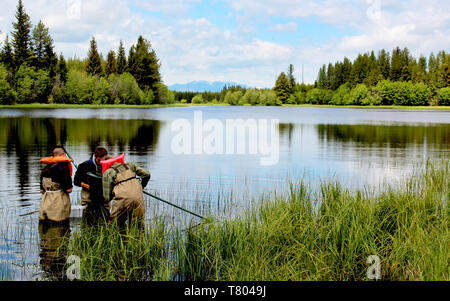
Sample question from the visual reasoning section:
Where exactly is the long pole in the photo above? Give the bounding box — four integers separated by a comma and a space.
67, 149, 205, 219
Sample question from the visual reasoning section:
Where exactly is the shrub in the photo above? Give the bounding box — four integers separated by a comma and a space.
306, 88, 332, 104
0, 65, 16, 105
260, 90, 281, 106
225, 91, 243, 105
242, 89, 260, 105
15, 65, 52, 103
330, 84, 350, 105
345, 84, 369, 105
192, 94, 204, 104
437, 87, 450, 106
408, 83, 430, 106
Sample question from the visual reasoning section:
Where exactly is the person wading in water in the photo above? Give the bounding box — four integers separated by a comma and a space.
101, 154, 150, 230
74, 147, 110, 225
39, 145, 73, 223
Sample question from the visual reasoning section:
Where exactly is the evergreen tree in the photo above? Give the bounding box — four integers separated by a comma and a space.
414, 56, 427, 83
390, 47, 403, 81
11, 0, 33, 68
0, 36, 14, 70
365, 51, 380, 86
117, 40, 127, 74
32, 20, 53, 69
105, 50, 117, 76
128, 36, 161, 94
317, 65, 327, 89
85, 37, 103, 76
273, 72, 290, 103
400, 47, 412, 81
287, 64, 296, 92
326, 63, 334, 90
342, 57, 352, 84
56, 53, 68, 83
377, 49, 391, 80
44, 42, 57, 78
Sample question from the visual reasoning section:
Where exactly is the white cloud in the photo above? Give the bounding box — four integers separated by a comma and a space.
269, 22, 297, 33
0, 0, 448, 88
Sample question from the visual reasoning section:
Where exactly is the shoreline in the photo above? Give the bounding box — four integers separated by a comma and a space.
0, 103, 450, 110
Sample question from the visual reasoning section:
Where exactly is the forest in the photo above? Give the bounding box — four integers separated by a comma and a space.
0, 0, 449, 106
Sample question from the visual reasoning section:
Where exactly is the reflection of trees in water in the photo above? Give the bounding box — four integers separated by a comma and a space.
0, 117, 162, 198
317, 124, 450, 160
38, 220, 71, 280
317, 124, 450, 147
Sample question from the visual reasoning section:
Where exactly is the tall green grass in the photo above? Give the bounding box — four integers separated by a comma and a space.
66, 161, 449, 281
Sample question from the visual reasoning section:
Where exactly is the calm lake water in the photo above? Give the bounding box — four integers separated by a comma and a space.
0, 106, 449, 280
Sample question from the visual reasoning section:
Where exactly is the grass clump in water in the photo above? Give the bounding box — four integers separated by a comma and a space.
66, 161, 449, 281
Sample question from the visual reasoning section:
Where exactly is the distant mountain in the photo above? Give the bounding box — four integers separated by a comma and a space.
168, 81, 249, 92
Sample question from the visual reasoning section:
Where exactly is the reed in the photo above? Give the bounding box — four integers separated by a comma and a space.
63, 161, 449, 281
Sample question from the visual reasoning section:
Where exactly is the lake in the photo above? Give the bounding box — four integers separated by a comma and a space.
0, 106, 449, 280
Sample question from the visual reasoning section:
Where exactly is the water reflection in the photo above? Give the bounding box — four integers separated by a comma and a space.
38, 220, 70, 280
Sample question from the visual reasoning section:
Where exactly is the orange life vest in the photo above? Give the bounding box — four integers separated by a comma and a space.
100, 154, 125, 175
40, 156, 73, 177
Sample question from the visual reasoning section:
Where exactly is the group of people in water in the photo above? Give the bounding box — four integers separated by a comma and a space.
39, 145, 151, 228
37, 145, 151, 279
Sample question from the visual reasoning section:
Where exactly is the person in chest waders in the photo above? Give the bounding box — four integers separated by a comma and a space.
101, 154, 150, 230
74, 147, 110, 225
39, 146, 73, 223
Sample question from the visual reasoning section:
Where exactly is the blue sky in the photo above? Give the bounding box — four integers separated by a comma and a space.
0, 0, 449, 88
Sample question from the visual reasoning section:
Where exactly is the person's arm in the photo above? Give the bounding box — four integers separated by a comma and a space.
74, 162, 90, 189
128, 162, 151, 189
102, 169, 115, 203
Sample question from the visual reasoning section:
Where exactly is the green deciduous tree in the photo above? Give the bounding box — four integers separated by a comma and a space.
0, 64, 17, 104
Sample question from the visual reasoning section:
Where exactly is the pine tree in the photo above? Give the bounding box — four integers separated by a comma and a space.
317, 65, 327, 89
44, 43, 57, 78
342, 57, 352, 84
11, 0, 33, 68
56, 53, 68, 83
32, 20, 53, 69
105, 50, 117, 76
273, 72, 290, 103
287, 64, 296, 92
415, 56, 427, 83
117, 40, 127, 74
390, 47, 403, 81
325, 63, 334, 89
377, 49, 391, 80
1, 36, 14, 69
400, 47, 412, 81
128, 36, 161, 93
86, 37, 103, 76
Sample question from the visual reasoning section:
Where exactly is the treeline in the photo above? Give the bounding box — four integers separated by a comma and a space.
0, 0, 171, 105
271, 49, 450, 106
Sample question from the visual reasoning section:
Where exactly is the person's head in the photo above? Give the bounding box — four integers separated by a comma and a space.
94, 147, 108, 165
52, 145, 66, 157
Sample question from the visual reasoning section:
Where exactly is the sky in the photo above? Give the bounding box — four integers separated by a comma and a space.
0, 0, 449, 88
